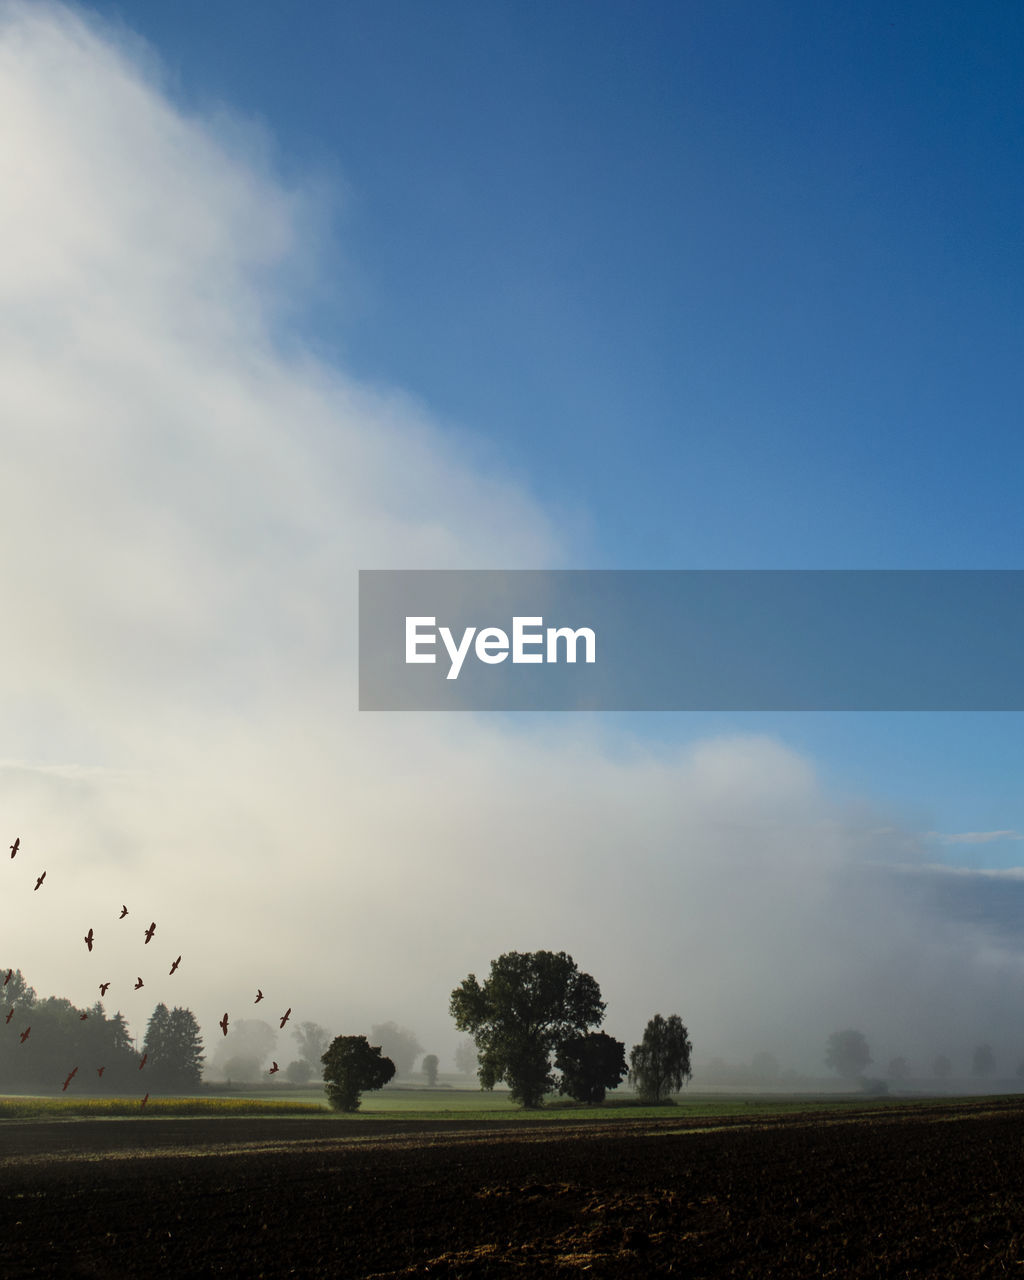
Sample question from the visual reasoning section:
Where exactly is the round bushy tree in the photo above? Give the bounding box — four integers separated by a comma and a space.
321, 1035, 395, 1111
556, 1031, 627, 1104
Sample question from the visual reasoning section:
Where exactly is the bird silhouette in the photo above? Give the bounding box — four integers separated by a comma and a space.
139, 1053, 148, 1070
62, 1067, 78, 1091
219, 1012, 229, 1037
254, 989, 264, 1003
141, 1093, 149, 1108
19, 1027, 30, 1043
97, 1066, 105, 1077
5, 1008, 13, 1024
34, 871, 45, 890
269, 1061, 279, 1075
9, 837, 19, 858
99, 982, 110, 996
169, 956, 181, 975
3, 969, 12, 986
279, 1008, 291, 1029
134, 977, 144, 990
144, 922, 156, 944
84, 928, 94, 952
119, 905, 128, 919
79, 1013, 88, 1021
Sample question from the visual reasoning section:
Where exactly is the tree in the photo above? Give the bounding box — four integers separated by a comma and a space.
285, 1059, 313, 1085
292, 1022, 331, 1079
628, 1014, 692, 1102
321, 1035, 395, 1111
972, 1043, 995, 1077
370, 1022, 422, 1076
824, 1029, 872, 1081
422, 1053, 439, 1087
450, 950, 606, 1108
210, 1019, 275, 1081
143, 1004, 205, 1090
454, 1037, 478, 1077
556, 1031, 627, 1104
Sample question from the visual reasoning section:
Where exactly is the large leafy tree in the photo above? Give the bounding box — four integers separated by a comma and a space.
321, 1035, 395, 1111
556, 1031, 628, 1104
450, 950, 606, 1108
629, 1014, 693, 1102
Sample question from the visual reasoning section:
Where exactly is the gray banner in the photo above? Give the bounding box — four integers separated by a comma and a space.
359, 570, 1024, 710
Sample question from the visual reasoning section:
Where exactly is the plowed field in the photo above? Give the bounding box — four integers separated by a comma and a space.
2, 1098, 1023, 1276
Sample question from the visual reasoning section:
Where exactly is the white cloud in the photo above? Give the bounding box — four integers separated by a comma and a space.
1, 3, 1022, 1084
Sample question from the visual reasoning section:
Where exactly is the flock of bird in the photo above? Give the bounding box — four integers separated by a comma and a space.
4, 835, 297, 1101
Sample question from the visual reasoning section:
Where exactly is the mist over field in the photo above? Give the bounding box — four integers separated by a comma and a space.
3, 3, 1024, 1091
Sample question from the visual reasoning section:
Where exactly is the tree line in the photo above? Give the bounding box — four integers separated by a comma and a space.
320, 949, 693, 1112
0, 966, 203, 1091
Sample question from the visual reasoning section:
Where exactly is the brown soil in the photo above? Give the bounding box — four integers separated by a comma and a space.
2, 1098, 1023, 1277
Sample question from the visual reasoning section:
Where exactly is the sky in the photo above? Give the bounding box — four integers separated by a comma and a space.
2, 0, 1024, 1082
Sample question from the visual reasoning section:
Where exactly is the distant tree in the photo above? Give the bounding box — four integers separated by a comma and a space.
285, 1059, 313, 1085
628, 1014, 693, 1103
450, 950, 606, 1108
556, 1031, 628, 1104
291, 1022, 331, 1080
888, 1056, 910, 1081
321, 1035, 395, 1111
454, 1037, 478, 1078
825, 1029, 872, 1081
422, 1053, 439, 1087
143, 1004, 205, 1090
370, 1022, 423, 1076
933, 1054, 952, 1080
972, 1043, 996, 1077
0, 967, 36, 1010
211, 1019, 275, 1081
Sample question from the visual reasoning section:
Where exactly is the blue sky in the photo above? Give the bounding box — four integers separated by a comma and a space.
85, 0, 1024, 859
3, 1, 1024, 1074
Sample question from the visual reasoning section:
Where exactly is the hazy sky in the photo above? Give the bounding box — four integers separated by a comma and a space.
3, 1, 1024, 1079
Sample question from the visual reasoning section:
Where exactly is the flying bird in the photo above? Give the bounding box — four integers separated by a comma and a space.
19, 1027, 30, 1043
169, 956, 181, 975
139, 1053, 148, 1070
219, 1012, 229, 1037
34, 871, 45, 890
144, 922, 156, 944
254, 989, 263, 1003
141, 1093, 149, 1108
84, 928, 94, 952
99, 982, 110, 996
119, 905, 128, 919
79, 1013, 88, 1021
9, 837, 19, 858
96, 1066, 105, 1077
279, 1008, 291, 1029
269, 1062, 279, 1075
5, 1008, 13, 1024
4, 969, 12, 986
62, 1067, 78, 1091
134, 977, 144, 990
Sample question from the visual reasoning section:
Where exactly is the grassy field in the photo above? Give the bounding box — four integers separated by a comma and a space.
0, 1084, 1001, 1123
